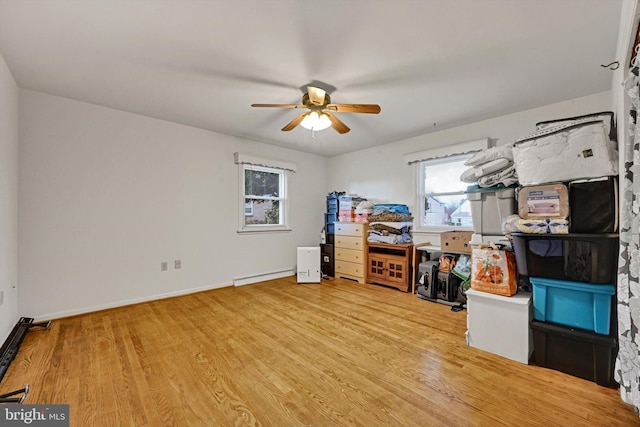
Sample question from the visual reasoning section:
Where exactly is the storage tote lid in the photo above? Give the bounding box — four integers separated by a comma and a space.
529, 277, 615, 295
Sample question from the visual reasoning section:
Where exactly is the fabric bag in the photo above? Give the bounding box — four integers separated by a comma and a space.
471, 244, 518, 296
438, 254, 457, 272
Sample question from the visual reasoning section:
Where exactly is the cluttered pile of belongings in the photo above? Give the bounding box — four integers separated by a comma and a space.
460, 144, 518, 188
367, 204, 413, 244
455, 111, 619, 236
505, 111, 618, 235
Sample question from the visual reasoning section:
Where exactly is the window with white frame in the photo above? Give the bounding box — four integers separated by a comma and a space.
417, 154, 474, 230
234, 152, 295, 233
242, 164, 286, 227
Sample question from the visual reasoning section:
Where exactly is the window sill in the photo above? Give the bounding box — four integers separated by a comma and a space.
237, 226, 292, 235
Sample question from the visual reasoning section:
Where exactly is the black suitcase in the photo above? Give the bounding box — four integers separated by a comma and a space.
417, 261, 439, 300
436, 271, 461, 302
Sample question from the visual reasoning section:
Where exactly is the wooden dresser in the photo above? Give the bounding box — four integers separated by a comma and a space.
334, 222, 368, 283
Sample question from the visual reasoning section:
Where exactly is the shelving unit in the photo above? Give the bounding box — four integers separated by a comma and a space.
414, 244, 469, 294
366, 242, 413, 292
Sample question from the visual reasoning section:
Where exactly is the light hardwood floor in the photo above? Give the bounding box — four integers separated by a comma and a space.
2, 276, 638, 426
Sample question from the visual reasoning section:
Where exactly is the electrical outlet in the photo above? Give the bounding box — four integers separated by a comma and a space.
161, 261, 168, 272
0, 290, 4, 305
174, 260, 182, 269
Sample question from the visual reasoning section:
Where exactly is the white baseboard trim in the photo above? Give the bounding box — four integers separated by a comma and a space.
32, 280, 232, 322
233, 268, 295, 286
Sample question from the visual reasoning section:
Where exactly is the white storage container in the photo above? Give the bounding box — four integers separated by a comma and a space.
465, 186, 517, 236
466, 289, 533, 364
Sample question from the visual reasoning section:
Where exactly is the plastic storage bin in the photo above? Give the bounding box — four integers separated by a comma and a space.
466, 289, 533, 364
511, 233, 619, 284
531, 320, 618, 388
530, 277, 615, 335
465, 185, 517, 236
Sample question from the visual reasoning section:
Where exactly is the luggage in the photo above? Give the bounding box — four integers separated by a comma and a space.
436, 271, 461, 302
417, 261, 439, 300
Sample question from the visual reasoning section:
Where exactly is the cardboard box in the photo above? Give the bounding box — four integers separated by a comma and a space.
440, 230, 473, 253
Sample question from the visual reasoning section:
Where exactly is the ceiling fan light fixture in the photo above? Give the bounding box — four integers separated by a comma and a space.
301, 111, 331, 131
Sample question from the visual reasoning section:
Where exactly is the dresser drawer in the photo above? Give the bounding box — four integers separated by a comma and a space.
335, 222, 366, 237
335, 235, 365, 250
335, 260, 364, 278
335, 247, 364, 264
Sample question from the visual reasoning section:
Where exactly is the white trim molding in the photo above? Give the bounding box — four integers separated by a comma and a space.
233, 269, 295, 286
403, 137, 490, 164
234, 152, 297, 172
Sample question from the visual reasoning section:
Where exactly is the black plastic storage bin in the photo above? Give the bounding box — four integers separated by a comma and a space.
531, 320, 618, 388
568, 177, 618, 233
511, 233, 619, 284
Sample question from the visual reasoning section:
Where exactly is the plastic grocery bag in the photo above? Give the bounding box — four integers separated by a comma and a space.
471, 244, 518, 296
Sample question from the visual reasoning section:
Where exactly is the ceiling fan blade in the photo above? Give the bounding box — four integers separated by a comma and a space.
325, 112, 350, 134
326, 104, 381, 114
251, 103, 304, 109
307, 86, 326, 106
281, 113, 308, 131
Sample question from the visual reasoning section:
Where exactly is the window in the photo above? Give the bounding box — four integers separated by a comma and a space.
239, 164, 288, 232
417, 154, 473, 230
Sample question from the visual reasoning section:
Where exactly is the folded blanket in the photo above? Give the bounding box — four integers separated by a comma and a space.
368, 213, 413, 222
465, 144, 514, 166
502, 214, 569, 234
367, 232, 413, 244
372, 204, 411, 215
460, 158, 512, 183
477, 164, 518, 188
369, 225, 411, 235
368, 221, 413, 229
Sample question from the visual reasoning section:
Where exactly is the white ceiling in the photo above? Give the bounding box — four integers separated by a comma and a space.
0, 0, 623, 157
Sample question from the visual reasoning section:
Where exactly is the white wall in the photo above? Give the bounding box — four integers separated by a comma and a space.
0, 53, 19, 341
327, 91, 613, 246
18, 90, 327, 320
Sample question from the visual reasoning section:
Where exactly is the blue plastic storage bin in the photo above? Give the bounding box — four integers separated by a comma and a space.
530, 277, 615, 335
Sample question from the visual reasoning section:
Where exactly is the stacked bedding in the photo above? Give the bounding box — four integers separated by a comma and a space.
367, 204, 413, 244
503, 111, 619, 235
460, 144, 518, 188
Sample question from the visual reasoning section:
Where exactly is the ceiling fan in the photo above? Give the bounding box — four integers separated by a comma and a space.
251, 86, 381, 134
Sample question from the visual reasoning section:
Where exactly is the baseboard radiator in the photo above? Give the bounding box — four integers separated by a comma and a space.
0, 317, 51, 403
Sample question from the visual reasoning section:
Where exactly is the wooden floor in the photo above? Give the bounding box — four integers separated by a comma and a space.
2, 276, 639, 426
